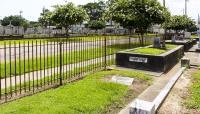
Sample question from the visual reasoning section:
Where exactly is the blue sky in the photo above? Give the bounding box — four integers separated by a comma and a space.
0, 0, 199, 21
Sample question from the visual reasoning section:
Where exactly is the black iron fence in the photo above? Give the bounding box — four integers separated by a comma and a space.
0, 36, 153, 103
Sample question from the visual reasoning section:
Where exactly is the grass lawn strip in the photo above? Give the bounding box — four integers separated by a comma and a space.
127, 44, 177, 55
0, 33, 159, 45
185, 70, 200, 109
191, 34, 198, 38
0, 69, 151, 114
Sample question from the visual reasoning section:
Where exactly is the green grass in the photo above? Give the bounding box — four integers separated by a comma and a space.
185, 70, 200, 109
0, 59, 115, 95
127, 44, 177, 55
0, 69, 151, 114
191, 34, 198, 39
0, 39, 48, 45
0, 42, 147, 78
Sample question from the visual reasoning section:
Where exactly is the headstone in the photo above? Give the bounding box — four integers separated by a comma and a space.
184, 32, 191, 39
172, 35, 176, 43
153, 37, 161, 48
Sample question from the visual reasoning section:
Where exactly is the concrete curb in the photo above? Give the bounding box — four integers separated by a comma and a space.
153, 67, 186, 110
129, 67, 186, 114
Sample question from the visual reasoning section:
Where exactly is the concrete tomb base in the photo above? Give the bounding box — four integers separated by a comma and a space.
130, 99, 155, 114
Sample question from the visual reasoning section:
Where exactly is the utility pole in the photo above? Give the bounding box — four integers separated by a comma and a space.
19, 11, 23, 35
185, 0, 189, 34
19, 11, 23, 18
163, 0, 165, 7
163, 0, 166, 48
185, 0, 188, 16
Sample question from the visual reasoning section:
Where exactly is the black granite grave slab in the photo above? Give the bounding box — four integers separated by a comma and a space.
116, 45, 184, 73
165, 39, 196, 51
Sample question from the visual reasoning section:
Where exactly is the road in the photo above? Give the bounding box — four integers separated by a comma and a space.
0, 38, 147, 62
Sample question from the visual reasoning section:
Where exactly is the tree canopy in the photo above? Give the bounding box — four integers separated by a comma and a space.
107, 0, 168, 31
82, 1, 106, 21
162, 15, 197, 32
51, 3, 89, 31
87, 20, 106, 31
38, 8, 52, 27
1, 15, 28, 27
82, 1, 106, 31
106, 0, 169, 45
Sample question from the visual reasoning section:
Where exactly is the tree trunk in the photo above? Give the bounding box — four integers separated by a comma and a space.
141, 33, 144, 46
139, 28, 144, 46
162, 29, 166, 48
129, 29, 132, 48
137, 33, 141, 45
65, 27, 69, 36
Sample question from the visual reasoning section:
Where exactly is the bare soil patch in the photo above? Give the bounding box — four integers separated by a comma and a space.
158, 69, 200, 114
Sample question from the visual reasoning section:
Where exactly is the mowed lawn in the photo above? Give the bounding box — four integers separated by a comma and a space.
0, 33, 158, 45
0, 69, 151, 114
127, 44, 177, 55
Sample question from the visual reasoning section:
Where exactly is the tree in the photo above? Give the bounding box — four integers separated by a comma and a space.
87, 20, 106, 32
82, 1, 106, 20
51, 3, 89, 35
185, 18, 197, 32
106, 0, 168, 46
163, 15, 196, 33
82, 1, 106, 32
1, 15, 28, 27
38, 8, 52, 27
28, 21, 41, 28
187, 24, 197, 32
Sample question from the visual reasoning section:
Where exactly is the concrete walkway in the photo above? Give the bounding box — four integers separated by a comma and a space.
0, 55, 113, 89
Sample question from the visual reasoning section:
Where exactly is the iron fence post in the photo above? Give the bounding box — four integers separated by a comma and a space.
104, 35, 107, 70
59, 41, 63, 85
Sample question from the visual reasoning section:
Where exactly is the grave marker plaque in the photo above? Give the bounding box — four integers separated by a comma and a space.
129, 57, 148, 63
153, 37, 161, 48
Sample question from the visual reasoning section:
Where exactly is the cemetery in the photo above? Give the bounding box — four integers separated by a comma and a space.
165, 33, 197, 51
0, 0, 200, 114
165, 39, 196, 51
